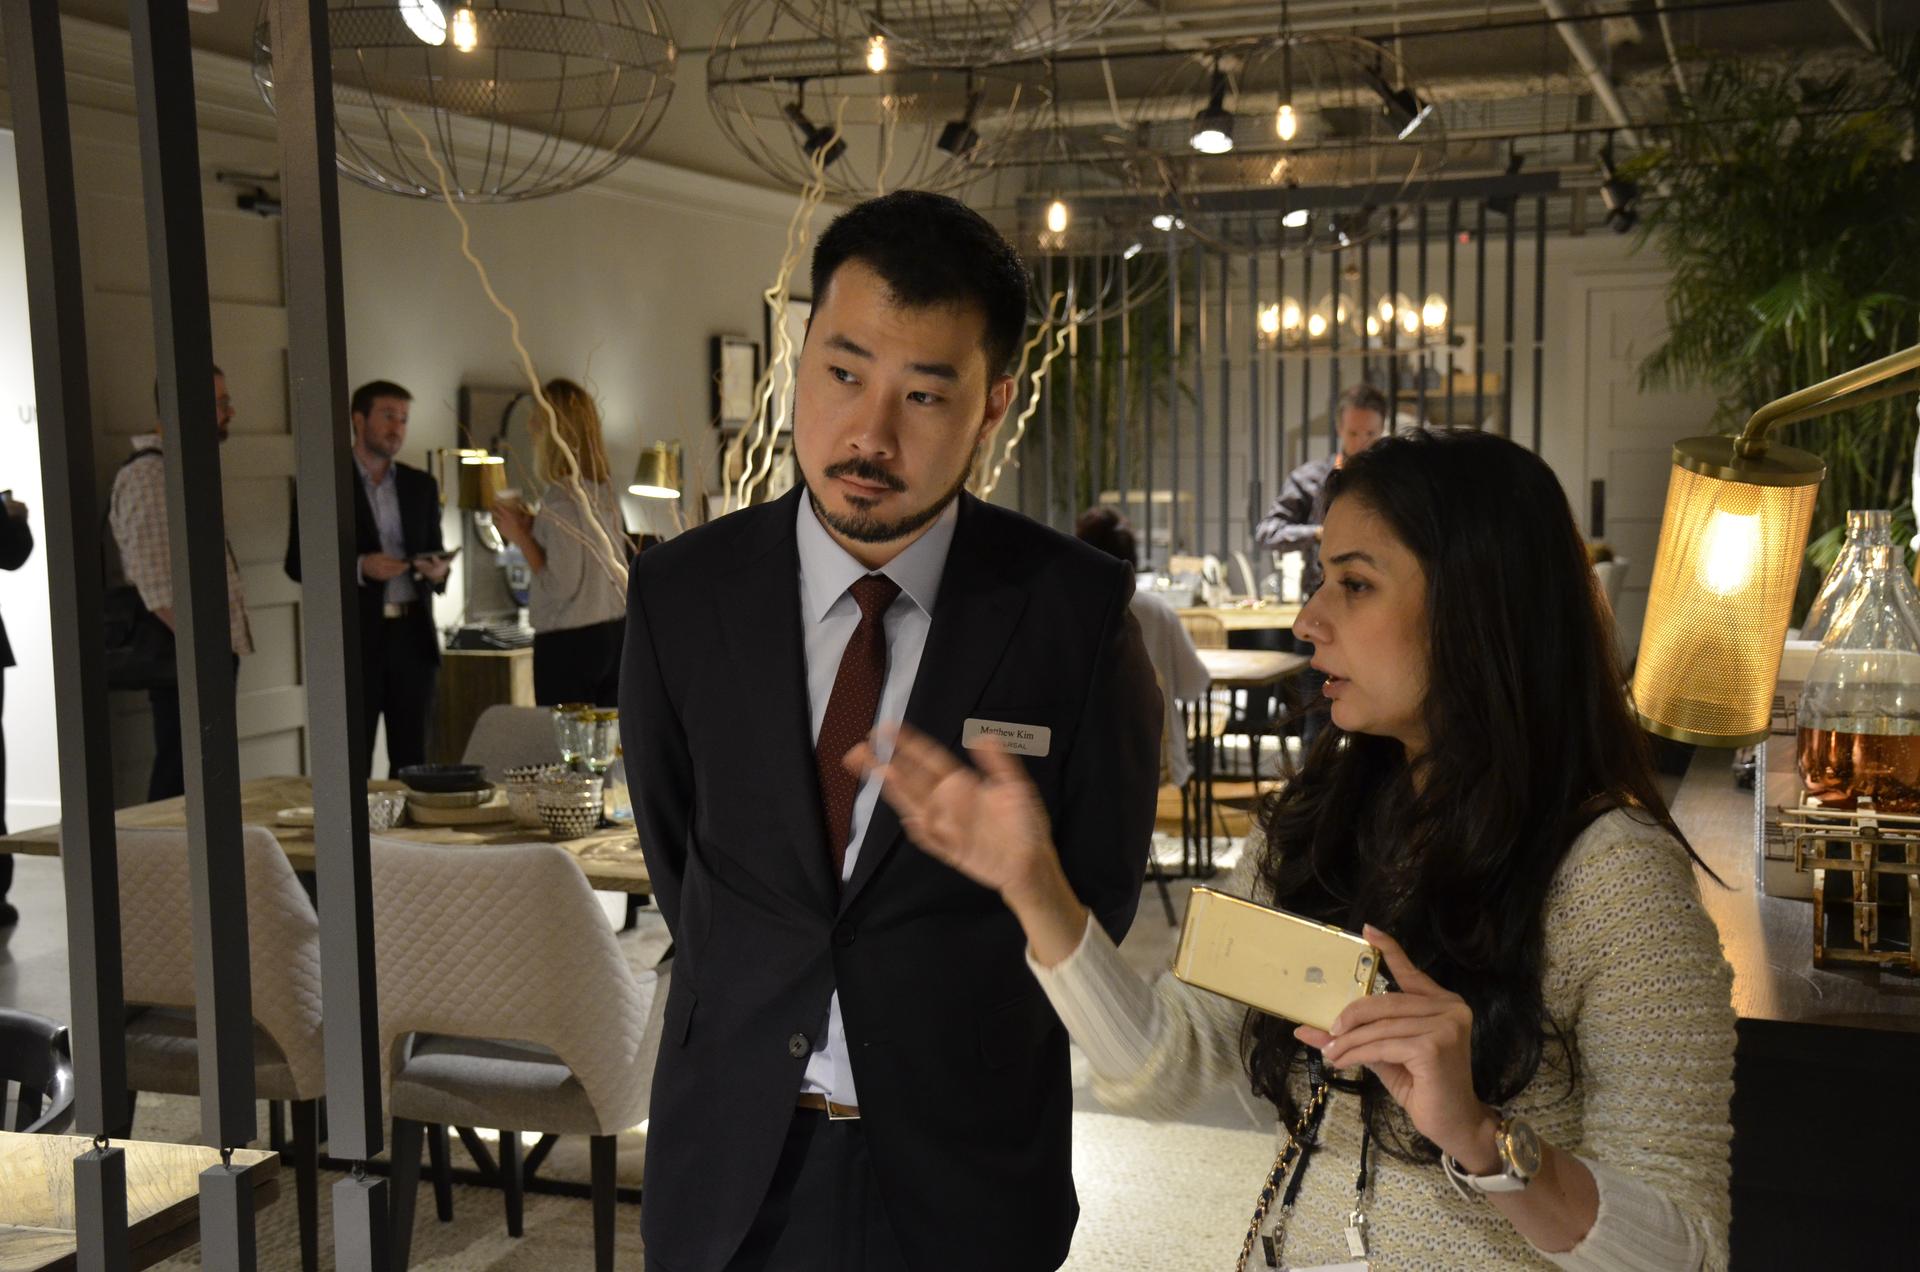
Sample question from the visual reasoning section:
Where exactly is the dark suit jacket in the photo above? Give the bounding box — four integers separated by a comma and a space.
284, 460, 446, 667
0, 509, 32, 669
620, 488, 1161, 1272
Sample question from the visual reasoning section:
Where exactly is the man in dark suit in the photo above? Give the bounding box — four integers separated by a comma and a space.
621, 192, 1161, 1271
286, 380, 449, 777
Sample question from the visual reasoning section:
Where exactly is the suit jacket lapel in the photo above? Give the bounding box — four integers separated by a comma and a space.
839, 496, 1027, 914
713, 489, 840, 913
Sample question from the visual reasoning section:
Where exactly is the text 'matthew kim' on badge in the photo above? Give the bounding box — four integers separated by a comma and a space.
961, 718, 1052, 757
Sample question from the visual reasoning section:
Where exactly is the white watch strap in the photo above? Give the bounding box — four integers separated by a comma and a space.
1443, 1150, 1529, 1197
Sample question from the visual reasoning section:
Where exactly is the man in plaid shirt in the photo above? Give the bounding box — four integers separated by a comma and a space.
109, 365, 251, 801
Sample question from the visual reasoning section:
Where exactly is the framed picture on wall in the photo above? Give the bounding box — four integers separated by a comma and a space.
710, 334, 759, 428
764, 294, 812, 375
717, 428, 795, 506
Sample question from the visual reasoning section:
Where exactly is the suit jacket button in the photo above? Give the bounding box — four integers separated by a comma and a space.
787, 1032, 809, 1058
832, 923, 855, 948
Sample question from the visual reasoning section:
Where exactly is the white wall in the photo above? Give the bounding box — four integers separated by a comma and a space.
0, 132, 57, 831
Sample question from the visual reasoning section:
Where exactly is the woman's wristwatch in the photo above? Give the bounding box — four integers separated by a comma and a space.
1443, 1113, 1542, 1197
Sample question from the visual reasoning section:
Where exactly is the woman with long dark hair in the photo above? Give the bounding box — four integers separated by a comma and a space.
856, 429, 1734, 1269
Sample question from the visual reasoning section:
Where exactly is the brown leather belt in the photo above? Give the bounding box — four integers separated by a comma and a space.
796, 1093, 860, 1121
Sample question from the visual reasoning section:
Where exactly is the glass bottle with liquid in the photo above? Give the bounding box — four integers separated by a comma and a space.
1800, 510, 1893, 644
1797, 543, 1920, 811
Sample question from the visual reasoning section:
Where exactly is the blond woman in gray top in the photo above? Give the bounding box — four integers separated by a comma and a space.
491, 378, 630, 706
854, 429, 1736, 1270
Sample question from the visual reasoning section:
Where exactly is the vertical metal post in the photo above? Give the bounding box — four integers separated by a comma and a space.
1532, 195, 1548, 453
1216, 250, 1230, 559
1193, 245, 1207, 555
1387, 214, 1401, 408
3, 0, 129, 1137
1503, 198, 1518, 437
1042, 255, 1054, 527
1065, 259, 1079, 526
1474, 202, 1488, 428
1143, 259, 1156, 565
5, 1, 132, 1262
1358, 234, 1372, 385
1116, 257, 1130, 520
127, 0, 256, 1164
1167, 237, 1181, 553
1092, 257, 1106, 509
1328, 246, 1342, 448
1416, 204, 1429, 426
275, 0, 389, 1201
1300, 249, 1312, 464
1247, 251, 1261, 544
1446, 199, 1459, 425
1273, 248, 1285, 496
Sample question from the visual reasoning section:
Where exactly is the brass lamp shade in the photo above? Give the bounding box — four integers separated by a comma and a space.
454, 450, 506, 511
629, 443, 682, 500
1630, 435, 1823, 747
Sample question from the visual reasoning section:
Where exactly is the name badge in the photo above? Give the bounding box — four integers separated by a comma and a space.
961, 718, 1051, 757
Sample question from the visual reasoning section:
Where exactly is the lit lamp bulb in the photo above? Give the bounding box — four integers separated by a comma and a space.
451, 4, 477, 52
1274, 102, 1297, 141
1307, 312, 1328, 338
1377, 296, 1395, 324
1399, 307, 1421, 336
1421, 294, 1448, 330
399, 0, 447, 46
1698, 505, 1763, 597
1365, 314, 1382, 338
866, 33, 889, 74
1045, 199, 1070, 234
1258, 303, 1281, 338
1281, 298, 1302, 333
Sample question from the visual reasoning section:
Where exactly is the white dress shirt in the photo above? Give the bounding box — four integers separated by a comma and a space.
794, 494, 958, 1106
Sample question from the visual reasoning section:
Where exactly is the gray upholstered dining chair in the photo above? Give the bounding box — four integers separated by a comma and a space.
371, 836, 666, 1272
461, 704, 563, 783
114, 825, 326, 1272
0, 1008, 75, 1134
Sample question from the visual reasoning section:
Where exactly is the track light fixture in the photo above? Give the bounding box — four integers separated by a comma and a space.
784, 96, 847, 166
1190, 63, 1235, 155
937, 82, 984, 156
1598, 137, 1639, 234
1359, 52, 1431, 140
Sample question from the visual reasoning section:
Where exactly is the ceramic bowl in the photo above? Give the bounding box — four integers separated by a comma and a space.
395, 762, 489, 793
538, 801, 603, 840
504, 764, 565, 828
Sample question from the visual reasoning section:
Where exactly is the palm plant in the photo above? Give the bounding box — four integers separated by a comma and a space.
1627, 40, 1920, 614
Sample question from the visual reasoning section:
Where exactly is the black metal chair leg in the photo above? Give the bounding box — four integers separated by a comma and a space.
267, 1099, 286, 1152
291, 1099, 320, 1272
389, 1116, 425, 1272
427, 1123, 454, 1222
499, 1128, 525, 1237
591, 1134, 617, 1272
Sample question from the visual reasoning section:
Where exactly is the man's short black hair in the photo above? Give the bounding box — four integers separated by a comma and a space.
351, 379, 412, 420
810, 190, 1030, 377
1337, 382, 1389, 421
1074, 506, 1138, 570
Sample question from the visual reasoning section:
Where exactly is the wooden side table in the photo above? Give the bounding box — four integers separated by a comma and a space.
432, 647, 535, 763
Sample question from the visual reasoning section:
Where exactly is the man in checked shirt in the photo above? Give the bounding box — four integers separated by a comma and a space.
109, 365, 252, 801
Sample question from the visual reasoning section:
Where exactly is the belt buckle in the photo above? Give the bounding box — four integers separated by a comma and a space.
827, 1100, 859, 1122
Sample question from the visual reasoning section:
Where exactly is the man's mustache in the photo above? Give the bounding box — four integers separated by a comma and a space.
823, 458, 907, 493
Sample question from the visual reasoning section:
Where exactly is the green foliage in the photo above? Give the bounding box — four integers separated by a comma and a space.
1625, 41, 1920, 615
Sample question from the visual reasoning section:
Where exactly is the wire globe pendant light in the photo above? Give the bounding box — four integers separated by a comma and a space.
253, 0, 677, 202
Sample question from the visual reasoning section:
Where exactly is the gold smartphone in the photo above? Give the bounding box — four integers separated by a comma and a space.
1173, 887, 1386, 1031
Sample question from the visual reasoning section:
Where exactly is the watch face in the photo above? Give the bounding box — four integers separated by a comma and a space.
1502, 1117, 1543, 1178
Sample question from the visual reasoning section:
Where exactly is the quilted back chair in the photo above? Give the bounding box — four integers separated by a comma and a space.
371, 836, 658, 1271
460, 704, 563, 783
115, 825, 325, 1272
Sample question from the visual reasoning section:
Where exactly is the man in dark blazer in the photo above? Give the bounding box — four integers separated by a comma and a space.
286, 380, 449, 777
622, 192, 1161, 1271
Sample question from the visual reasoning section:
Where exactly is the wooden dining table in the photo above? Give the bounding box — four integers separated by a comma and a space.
1176, 601, 1303, 633
0, 1131, 277, 1271
1172, 649, 1314, 876
0, 775, 651, 897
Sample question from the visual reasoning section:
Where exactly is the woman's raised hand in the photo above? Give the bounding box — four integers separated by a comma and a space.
848, 725, 1055, 898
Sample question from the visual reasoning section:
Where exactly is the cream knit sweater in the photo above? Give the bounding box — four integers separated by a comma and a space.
1030, 808, 1736, 1270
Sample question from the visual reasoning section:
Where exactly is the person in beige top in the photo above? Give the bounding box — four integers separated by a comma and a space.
855, 429, 1736, 1270
492, 378, 631, 706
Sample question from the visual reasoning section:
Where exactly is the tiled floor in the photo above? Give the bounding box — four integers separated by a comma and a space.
0, 846, 1272, 1269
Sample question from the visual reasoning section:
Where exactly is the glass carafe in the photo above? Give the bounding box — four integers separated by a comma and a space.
1800, 510, 1893, 643
1797, 544, 1920, 811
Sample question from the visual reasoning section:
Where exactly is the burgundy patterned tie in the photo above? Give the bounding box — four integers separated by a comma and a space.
815, 573, 902, 875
